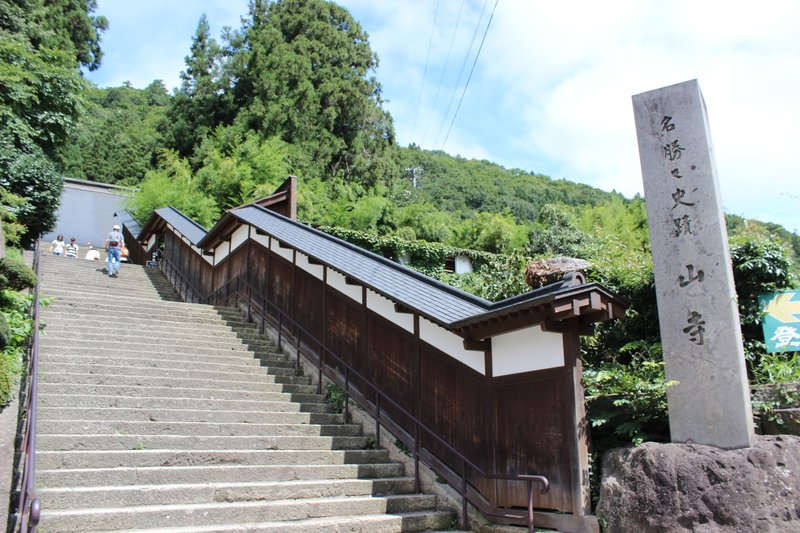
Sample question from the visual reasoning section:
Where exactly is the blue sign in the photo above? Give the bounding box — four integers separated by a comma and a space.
758, 290, 800, 353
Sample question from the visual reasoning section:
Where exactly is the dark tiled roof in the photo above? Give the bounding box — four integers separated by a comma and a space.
118, 210, 141, 236
230, 205, 489, 324
155, 207, 207, 246
225, 205, 622, 330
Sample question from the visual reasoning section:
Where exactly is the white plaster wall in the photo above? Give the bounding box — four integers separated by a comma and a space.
252, 232, 270, 249
147, 234, 156, 250
455, 255, 473, 274
366, 290, 413, 333
327, 269, 363, 303
492, 325, 564, 376
419, 318, 485, 374
296, 252, 324, 280
231, 224, 249, 251
214, 243, 229, 264
270, 239, 294, 262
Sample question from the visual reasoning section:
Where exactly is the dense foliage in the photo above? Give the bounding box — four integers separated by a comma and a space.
6, 0, 799, 453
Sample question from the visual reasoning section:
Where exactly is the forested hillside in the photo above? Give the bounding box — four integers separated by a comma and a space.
2, 0, 798, 451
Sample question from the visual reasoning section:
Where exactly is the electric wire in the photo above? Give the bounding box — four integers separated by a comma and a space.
441, 0, 500, 150
411, 0, 441, 142
434, 0, 492, 146
421, 0, 468, 146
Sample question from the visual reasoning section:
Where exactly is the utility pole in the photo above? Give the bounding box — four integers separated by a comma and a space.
405, 166, 423, 188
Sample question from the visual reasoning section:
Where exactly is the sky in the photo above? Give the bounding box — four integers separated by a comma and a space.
86, 0, 800, 233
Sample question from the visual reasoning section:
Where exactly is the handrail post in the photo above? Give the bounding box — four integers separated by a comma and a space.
375, 395, 381, 446
527, 480, 535, 533
260, 298, 266, 333
343, 368, 350, 424
277, 314, 283, 351
414, 423, 421, 493
461, 460, 469, 530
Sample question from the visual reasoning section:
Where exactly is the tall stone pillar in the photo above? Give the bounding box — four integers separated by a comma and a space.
632, 79, 754, 449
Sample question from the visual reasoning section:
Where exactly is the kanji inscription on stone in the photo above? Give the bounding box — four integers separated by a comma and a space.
633, 79, 754, 450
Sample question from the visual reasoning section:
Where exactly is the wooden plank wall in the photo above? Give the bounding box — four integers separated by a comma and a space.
160, 229, 581, 515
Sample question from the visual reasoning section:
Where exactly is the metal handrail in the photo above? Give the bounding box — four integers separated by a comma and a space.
16, 243, 43, 532
159, 257, 203, 303
202, 275, 549, 531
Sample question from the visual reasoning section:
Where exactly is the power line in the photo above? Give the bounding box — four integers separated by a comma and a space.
421, 0, 468, 146
434, 0, 492, 146
441, 0, 499, 151
411, 0, 441, 141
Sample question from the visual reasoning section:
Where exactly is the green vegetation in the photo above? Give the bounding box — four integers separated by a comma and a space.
3, 0, 799, 461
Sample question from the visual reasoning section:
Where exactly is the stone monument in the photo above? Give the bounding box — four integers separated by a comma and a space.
632, 79, 754, 449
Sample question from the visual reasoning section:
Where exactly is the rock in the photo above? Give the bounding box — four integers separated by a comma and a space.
596, 435, 800, 532
524, 257, 590, 289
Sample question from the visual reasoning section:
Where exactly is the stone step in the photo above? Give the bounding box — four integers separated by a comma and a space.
39, 332, 275, 353
37, 383, 297, 402
41, 319, 250, 338
36, 420, 362, 437
38, 394, 332, 413
39, 362, 287, 385
41, 292, 216, 313
37, 495, 447, 532
35, 407, 344, 425
37, 339, 281, 360
37, 449, 392, 470
39, 478, 421, 509
36, 463, 405, 487
85, 512, 458, 533
39, 355, 308, 380
37, 434, 370, 452
39, 350, 296, 370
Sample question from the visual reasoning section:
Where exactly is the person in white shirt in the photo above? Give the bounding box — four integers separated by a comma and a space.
50, 235, 65, 256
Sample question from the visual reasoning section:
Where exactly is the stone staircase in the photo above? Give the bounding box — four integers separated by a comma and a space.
33, 254, 457, 532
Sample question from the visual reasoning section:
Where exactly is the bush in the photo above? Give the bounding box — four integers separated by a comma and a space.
0, 290, 36, 407
0, 257, 37, 291
0, 314, 9, 350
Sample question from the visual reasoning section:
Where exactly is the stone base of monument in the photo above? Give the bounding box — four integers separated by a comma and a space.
596, 435, 800, 532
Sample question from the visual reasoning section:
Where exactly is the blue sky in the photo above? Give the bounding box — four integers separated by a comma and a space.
86, 0, 800, 234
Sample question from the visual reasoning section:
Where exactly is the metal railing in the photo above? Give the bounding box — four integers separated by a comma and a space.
200, 275, 549, 532
15, 243, 43, 532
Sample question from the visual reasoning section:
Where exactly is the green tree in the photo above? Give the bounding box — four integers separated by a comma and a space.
529, 204, 590, 257
194, 125, 292, 209
28, 0, 108, 71
164, 14, 229, 157
226, 0, 394, 184
127, 150, 220, 228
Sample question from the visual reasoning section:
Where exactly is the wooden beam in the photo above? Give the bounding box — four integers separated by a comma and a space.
201, 249, 214, 257
394, 303, 413, 314
463, 338, 490, 351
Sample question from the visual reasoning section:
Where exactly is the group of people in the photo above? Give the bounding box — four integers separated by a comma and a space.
49, 223, 126, 278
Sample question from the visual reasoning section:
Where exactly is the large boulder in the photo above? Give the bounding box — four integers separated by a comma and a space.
597, 435, 800, 532
524, 257, 590, 289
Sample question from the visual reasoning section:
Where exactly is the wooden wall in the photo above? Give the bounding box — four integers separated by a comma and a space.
157, 229, 588, 519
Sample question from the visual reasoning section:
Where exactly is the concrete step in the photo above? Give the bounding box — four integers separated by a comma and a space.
37, 383, 296, 402
37, 495, 448, 532
39, 478, 421, 509
38, 371, 310, 394
39, 332, 276, 354
35, 407, 344, 425
80, 513, 457, 533
37, 449, 392, 470
39, 350, 296, 371
38, 362, 291, 385
37, 339, 280, 359
36, 463, 406, 487
37, 394, 332, 413
36, 419, 363, 437
37, 434, 370, 452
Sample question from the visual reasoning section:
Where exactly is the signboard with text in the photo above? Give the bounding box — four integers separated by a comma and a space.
759, 290, 800, 352
633, 79, 754, 449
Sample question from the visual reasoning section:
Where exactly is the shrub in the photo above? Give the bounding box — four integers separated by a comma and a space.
0, 257, 37, 291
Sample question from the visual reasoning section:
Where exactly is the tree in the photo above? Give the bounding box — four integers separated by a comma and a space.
28, 0, 108, 71
164, 14, 229, 157
226, 0, 394, 183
